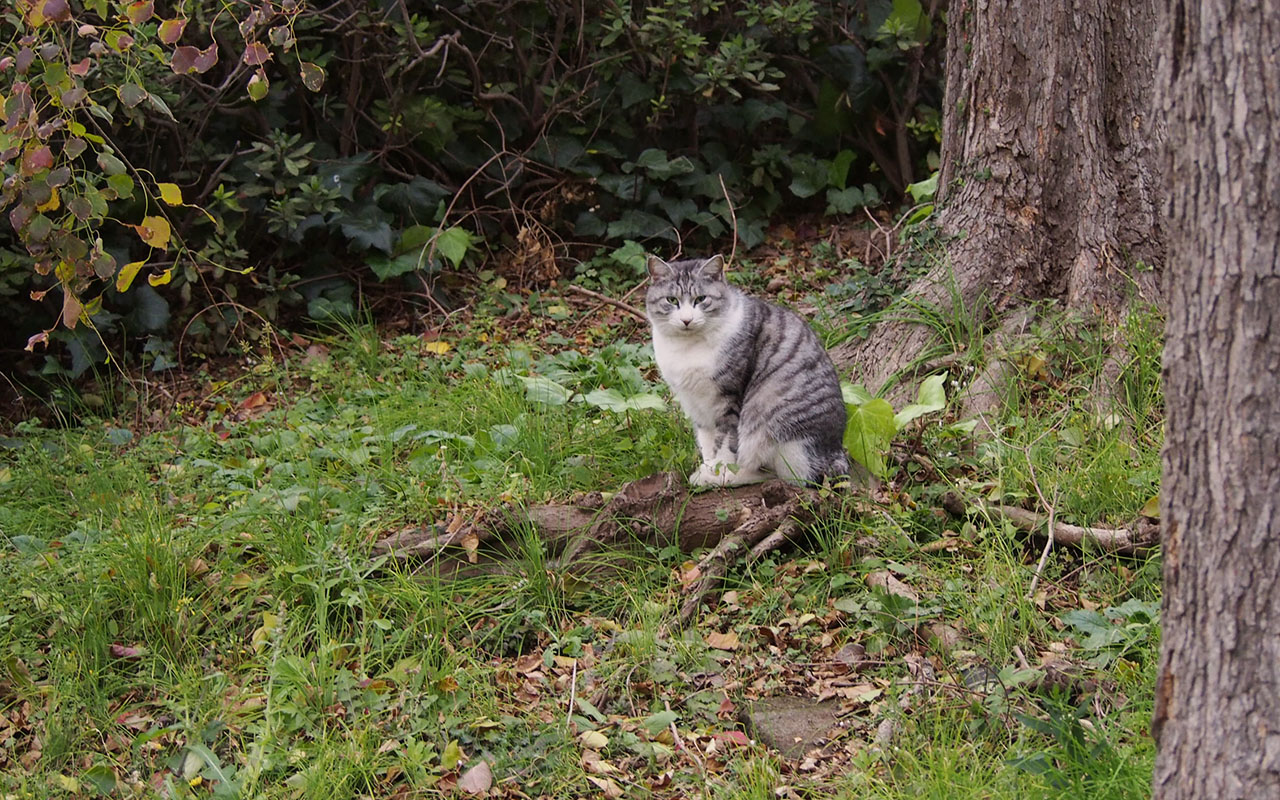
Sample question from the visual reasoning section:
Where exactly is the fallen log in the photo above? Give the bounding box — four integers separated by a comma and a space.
372, 472, 853, 621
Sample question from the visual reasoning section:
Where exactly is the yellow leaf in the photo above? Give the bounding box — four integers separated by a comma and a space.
423, 340, 451, 355
579, 730, 609, 750
158, 182, 183, 205
1140, 494, 1160, 519
37, 186, 60, 212
55, 775, 81, 793
148, 267, 173, 286
116, 260, 146, 292
134, 215, 172, 249
251, 611, 282, 652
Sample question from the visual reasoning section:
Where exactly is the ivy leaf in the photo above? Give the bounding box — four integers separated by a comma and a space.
844, 397, 896, 477
299, 62, 325, 92
340, 215, 394, 254
158, 17, 188, 45
133, 215, 171, 250
907, 172, 938, 202
157, 182, 183, 205
434, 226, 474, 268
894, 373, 947, 429
116, 260, 145, 293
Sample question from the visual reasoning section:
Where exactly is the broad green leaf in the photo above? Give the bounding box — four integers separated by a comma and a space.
643, 709, 679, 736
828, 149, 856, 190
894, 372, 947, 429
825, 185, 865, 215
841, 382, 874, 405
118, 83, 147, 108
434, 226, 474, 268
441, 740, 464, 770
907, 172, 938, 202
583, 388, 665, 413
844, 398, 896, 477
82, 764, 118, 795
518, 375, 572, 406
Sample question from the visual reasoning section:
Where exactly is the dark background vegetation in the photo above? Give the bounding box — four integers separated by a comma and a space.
2, 0, 942, 383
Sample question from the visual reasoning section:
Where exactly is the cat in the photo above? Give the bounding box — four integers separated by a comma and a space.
645, 253, 850, 487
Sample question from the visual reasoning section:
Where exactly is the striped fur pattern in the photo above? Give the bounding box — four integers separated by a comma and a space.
646, 254, 849, 486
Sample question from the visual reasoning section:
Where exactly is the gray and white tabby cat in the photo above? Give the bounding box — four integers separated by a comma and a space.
646, 254, 849, 486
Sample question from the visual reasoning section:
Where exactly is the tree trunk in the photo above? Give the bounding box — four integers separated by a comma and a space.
831, 0, 1165, 397
1151, 1, 1280, 796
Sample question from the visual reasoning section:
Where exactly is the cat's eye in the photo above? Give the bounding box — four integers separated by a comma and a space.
694, 295, 707, 305
666, 296, 680, 305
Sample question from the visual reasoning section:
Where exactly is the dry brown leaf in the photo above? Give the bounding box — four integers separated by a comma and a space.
587, 775, 624, 798
865, 570, 918, 602
458, 760, 493, 795
706, 630, 740, 651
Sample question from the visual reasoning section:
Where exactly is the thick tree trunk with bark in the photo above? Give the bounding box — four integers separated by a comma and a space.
1152, 1, 1280, 796
832, 0, 1165, 397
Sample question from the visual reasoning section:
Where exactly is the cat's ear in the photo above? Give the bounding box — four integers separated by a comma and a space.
646, 255, 672, 280
698, 255, 725, 281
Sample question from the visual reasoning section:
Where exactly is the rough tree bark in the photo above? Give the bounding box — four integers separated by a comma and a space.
1151, 1, 1280, 796
832, 0, 1165, 397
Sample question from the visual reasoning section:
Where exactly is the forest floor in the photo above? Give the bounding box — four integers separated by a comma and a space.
0, 229, 1164, 798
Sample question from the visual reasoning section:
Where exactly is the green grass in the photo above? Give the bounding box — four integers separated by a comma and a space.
0, 312, 1162, 798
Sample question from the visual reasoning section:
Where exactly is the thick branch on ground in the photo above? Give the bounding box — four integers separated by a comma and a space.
373, 473, 844, 616
985, 503, 1158, 554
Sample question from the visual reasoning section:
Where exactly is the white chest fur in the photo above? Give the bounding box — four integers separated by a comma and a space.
651, 304, 743, 429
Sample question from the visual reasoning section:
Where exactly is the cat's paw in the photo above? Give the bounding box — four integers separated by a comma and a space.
689, 462, 732, 487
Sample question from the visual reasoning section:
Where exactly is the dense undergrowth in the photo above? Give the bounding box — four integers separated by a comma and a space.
0, 256, 1164, 798
3, 0, 942, 378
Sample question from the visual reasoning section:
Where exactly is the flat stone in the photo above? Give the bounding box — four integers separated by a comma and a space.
739, 695, 839, 759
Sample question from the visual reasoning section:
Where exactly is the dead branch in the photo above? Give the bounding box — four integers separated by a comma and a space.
986, 503, 1158, 554
566, 284, 648, 323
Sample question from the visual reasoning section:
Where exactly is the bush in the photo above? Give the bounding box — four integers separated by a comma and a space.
0, 0, 943, 375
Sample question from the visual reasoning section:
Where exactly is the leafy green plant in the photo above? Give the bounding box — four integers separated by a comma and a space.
843, 372, 948, 477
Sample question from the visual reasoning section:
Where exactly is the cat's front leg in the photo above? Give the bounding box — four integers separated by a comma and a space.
689, 427, 770, 486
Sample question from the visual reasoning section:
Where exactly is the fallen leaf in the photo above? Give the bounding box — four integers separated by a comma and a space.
866, 570, 918, 602
587, 776, 624, 798
706, 630, 740, 651
423, 340, 451, 355
109, 643, 144, 659
579, 730, 609, 750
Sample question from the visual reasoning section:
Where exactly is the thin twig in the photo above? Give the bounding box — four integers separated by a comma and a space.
566, 284, 647, 323
566, 658, 579, 728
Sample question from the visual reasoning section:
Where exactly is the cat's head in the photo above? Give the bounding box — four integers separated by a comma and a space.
645, 254, 734, 334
